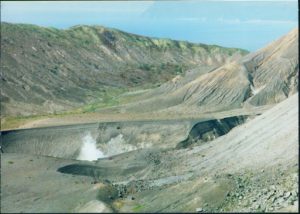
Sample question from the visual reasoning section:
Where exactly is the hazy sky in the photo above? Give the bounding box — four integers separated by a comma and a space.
1, 0, 298, 51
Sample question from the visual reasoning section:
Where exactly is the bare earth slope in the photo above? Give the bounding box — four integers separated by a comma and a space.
242, 28, 298, 106
0, 22, 247, 116
108, 28, 298, 115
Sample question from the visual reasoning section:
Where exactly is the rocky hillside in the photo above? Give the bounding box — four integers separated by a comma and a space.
0, 22, 247, 116
113, 28, 298, 114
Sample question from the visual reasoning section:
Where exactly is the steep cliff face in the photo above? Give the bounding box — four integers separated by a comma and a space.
0, 22, 247, 116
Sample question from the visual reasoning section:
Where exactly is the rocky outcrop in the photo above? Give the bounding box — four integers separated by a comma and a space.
176, 116, 247, 148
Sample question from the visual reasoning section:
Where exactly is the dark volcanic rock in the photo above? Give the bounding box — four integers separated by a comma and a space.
176, 116, 247, 148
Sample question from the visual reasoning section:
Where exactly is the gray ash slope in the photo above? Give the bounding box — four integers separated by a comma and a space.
0, 22, 247, 116
1, 115, 249, 159
1, 92, 298, 212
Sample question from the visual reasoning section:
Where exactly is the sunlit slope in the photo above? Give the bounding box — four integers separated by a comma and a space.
242, 27, 298, 106
111, 28, 298, 115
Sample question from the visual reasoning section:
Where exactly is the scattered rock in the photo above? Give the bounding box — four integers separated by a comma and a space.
196, 207, 203, 212
23, 85, 30, 91
283, 191, 291, 199
104, 179, 111, 184
263, 189, 268, 194
271, 197, 277, 203
291, 190, 297, 197
254, 204, 260, 210
278, 190, 284, 197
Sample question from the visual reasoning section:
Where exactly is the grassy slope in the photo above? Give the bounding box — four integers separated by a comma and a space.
1, 22, 248, 118
1, 22, 249, 129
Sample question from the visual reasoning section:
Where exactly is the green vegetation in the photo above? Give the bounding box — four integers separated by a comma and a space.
132, 204, 145, 212
1, 114, 49, 130
138, 63, 188, 77
80, 88, 126, 113
0, 86, 148, 130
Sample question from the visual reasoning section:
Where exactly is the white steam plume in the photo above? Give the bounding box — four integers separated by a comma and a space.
103, 134, 137, 157
77, 132, 105, 161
